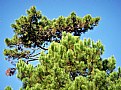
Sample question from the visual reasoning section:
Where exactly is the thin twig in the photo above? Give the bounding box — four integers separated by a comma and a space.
29, 53, 40, 57
26, 58, 39, 64
38, 45, 48, 50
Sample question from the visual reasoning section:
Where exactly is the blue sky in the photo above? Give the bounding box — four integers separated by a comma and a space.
0, 0, 121, 89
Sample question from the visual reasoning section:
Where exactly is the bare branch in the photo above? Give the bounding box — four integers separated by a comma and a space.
26, 58, 39, 64
38, 45, 48, 50
29, 53, 40, 57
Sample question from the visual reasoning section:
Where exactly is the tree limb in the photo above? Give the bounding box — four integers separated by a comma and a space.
26, 58, 39, 64
38, 45, 48, 50
29, 53, 40, 57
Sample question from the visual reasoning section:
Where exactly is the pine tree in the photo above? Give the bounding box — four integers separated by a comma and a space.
4, 6, 121, 90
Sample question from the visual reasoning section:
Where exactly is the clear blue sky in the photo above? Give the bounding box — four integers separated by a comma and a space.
0, 0, 121, 89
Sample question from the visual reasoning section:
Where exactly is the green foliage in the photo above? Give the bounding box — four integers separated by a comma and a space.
4, 86, 12, 90
14, 33, 120, 90
4, 6, 100, 66
4, 6, 121, 90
